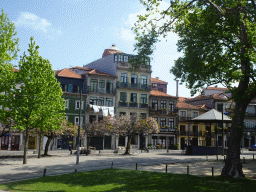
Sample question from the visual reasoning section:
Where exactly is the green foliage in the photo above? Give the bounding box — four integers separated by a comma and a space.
0, 169, 255, 192
0, 9, 19, 125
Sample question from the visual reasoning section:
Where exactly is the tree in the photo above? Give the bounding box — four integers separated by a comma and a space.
133, 0, 256, 178
0, 9, 19, 135
43, 118, 82, 156
8, 37, 65, 164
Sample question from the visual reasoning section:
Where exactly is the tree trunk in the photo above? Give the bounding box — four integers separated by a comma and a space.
124, 135, 131, 155
23, 128, 29, 164
44, 136, 53, 156
86, 136, 91, 156
221, 102, 248, 178
38, 132, 42, 158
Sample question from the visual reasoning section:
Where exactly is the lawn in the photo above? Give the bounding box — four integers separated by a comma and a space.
0, 169, 255, 192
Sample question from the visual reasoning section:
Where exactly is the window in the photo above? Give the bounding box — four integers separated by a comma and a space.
99, 80, 105, 88
98, 97, 104, 106
169, 101, 174, 112
158, 88, 163, 92
120, 92, 127, 102
106, 81, 114, 93
68, 84, 73, 92
62, 84, 68, 92
160, 118, 166, 127
130, 93, 137, 103
75, 100, 84, 110
153, 83, 157, 87
152, 100, 158, 111
160, 100, 166, 109
192, 112, 198, 118
118, 54, 123, 62
140, 113, 147, 119
250, 121, 255, 128
124, 55, 129, 62
75, 117, 83, 126
90, 79, 98, 92
120, 73, 127, 83
65, 100, 69, 109
131, 74, 137, 84
141, 75, 147, 85
130, 112, 137, 121
90, 97, 97, 105
169, 118, 174, 129
217, 103, 223, 112
180, 125, 186, 132
98, 115, 103, 122
180, 111, 186, 117
140, 94, 147, 104
119, 112, 126, 117
73, 85, 80, 93
106, 98, 113, 107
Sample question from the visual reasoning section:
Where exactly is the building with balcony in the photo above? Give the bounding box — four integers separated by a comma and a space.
151, 77, 168, 93
177, 97, 211, 149
149, 90, 178, 149
84, 44, 152, 149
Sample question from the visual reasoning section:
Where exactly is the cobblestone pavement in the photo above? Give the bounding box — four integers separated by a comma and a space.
0, 149, 256, 186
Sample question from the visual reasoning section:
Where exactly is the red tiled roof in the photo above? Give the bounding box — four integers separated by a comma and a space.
186, 93, 229, 102
55, 68, 82, 79
70, 66, 92, 71
177, 97, 200, 109
205, 87, 228, 91
87, 69, 116, 77
151, 77, 168, 84
102, 45, 123, 58
150, 90, 176, 97
13, 67, 19, 72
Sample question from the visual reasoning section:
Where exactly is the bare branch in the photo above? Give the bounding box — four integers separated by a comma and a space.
252, 0, 256, 10
204, 0, 225, 15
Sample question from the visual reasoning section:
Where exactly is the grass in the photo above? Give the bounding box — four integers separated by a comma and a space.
0, 169, 255, 192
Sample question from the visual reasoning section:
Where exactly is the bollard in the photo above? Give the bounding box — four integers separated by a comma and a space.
70, 150, 72, 155
243, 157, 245, 164
206, 156, 208, 161
111, 162, 113, 169
75, 169, 77, 173
167, 150, 169, 153
166, 165, 168, 173
187, 166, 189, 175
43, 168, 47, 177
212, 167, 214, 176
253, 154, 255, 160
136, 163, 138, 170
224, 155, 226, 161
216, 155, 218, 161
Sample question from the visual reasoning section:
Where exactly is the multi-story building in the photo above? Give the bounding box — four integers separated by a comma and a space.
177, 97, 211, 149
70, 66, 117, 150
84, 44, 152, 149
151, 77, 168, 93
149, 90, 178, 149
55, 68, 87, 149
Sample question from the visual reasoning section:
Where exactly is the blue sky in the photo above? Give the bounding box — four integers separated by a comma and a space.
2, 0, 195, 97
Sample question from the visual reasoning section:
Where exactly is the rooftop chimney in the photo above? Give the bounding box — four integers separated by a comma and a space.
156, 77, 159, 80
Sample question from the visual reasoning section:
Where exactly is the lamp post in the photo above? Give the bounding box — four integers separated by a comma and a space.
76, 90, 82, 164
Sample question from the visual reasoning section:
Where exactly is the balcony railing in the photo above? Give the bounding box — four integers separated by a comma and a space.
116, 82, 151, 90
87, 87, 116, 94
149, 109, 177, 116
119, 101, 128, 107
140, 103, 148, 108
129, 102, 138, 107
116, 62, 151, 71
179, 116, 193, 121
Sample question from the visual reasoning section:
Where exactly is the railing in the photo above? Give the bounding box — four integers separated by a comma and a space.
116, 82, 151, 90
245, 113, 256, 117
87, 87, 116, 94
140, 103, 148, 108
179, 116, 193, 121
119, 102, 128, 107
129, 102, 138, 108
149, 110, 177, 116
116, 62, 151, 71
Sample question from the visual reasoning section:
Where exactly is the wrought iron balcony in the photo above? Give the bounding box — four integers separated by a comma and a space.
140, 103, 148, 108
119, 101, 128, 107
129, 102, 138, 107
117, 82, 129, 88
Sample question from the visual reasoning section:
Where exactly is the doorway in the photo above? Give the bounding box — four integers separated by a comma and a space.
181, 138, 185, 149
192, 138, 198, 146
11, 136, 20, 151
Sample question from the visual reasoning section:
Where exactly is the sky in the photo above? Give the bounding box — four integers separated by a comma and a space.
2, 0, 196, 98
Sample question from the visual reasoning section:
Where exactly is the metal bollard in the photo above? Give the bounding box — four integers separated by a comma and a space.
43, 168, 47, 177
75, 169, 77, 173
243, 157, 245, 164
216, 155, 218, 160
224, 155, 226, 161
187, 166, 189, 175
166, 165, 168, 173
206, 156, 208, 161
253, 154, 255, 160
212, 167, 214, 176
167, 150, 169, 153
136, 163, 138, 170
111, 162, 113, 169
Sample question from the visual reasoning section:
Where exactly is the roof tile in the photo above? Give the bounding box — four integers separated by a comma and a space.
55, 68, 82, 79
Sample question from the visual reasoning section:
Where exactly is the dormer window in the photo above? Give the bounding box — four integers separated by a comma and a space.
124, 55, 128, 62
118, 54, 123, 62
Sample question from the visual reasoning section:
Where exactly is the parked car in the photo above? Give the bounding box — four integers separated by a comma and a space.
249, 144, 256, 151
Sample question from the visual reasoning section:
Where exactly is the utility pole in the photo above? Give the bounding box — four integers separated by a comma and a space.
76, 90, 82, 164
222, 103, 224, 156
